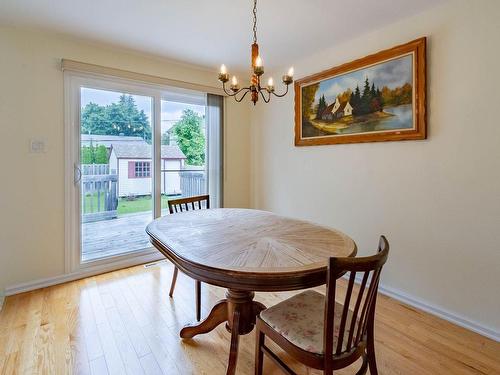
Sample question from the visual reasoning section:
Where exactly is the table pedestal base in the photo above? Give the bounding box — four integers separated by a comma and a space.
180, 289, 266, 375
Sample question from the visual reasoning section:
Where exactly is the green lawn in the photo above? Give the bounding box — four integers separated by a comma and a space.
83, 194, 170, 215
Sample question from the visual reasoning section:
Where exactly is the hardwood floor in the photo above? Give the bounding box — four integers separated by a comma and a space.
0, 261, 498, 374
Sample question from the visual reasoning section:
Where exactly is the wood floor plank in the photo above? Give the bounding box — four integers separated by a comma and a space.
0, 262, 498, 375
89, 356, 109, 375
138, 353, 163, 375
79, 287, 104, 362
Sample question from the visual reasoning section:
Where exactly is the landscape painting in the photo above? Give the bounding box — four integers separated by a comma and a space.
294, 38, 426, 146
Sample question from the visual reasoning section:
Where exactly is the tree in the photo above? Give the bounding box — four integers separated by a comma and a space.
301, 83, 319, 122
80, 94, 151, 142
338, 89, 352, 104
171, 109, 205, 166
316, 94, 327, 119
370, 83, 377, 99
362, 77, 371, 101
380, 83, 412, 106
81, 102, 107, 135
351, 85, 361, 115
81, 144, 108, 164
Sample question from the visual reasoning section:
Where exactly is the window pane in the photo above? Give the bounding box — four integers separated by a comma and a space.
80, 87, 153, 262
160, 100, 207, 215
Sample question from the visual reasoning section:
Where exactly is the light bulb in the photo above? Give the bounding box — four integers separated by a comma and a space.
231, 76, 238, 85
255, 56, 263, 67
288, 67, 294, 77
268, 77, 274, 87
220, 64, 227, 74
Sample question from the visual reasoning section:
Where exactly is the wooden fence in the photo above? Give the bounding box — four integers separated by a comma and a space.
81, 164, 118, 223
179, 171, 206, 198
82, 164, 110, 176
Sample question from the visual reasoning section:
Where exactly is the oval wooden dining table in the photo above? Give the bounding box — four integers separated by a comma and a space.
146, 208, 357, 375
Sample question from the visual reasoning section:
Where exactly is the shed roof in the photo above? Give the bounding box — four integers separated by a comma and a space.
81, 134, 145, 148
111, 142, 186, 159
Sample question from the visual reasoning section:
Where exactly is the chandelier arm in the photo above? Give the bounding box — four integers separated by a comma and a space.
258, 89, 271, 103
234, 90, 251, 102
222, 82, 251, 97
270, 84, 290, 98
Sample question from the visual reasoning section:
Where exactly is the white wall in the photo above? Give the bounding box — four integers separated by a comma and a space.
250, 0, 500, 336
0, 27, 251, 294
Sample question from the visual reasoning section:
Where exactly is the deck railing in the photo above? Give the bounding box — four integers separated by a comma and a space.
81, 164, 118, 223
81, 164, 206, 223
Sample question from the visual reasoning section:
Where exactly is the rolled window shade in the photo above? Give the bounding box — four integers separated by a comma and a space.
206, 94, 224, 208
61, 59, 225, 96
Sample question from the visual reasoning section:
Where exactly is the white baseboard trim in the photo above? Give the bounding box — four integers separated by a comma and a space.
5, 252, 164, 296
0, 291, 5, 312
342, 274, 499, 342
378, 282, 499, 342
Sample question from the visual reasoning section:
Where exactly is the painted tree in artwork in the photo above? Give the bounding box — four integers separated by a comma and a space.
316, 94, 327, 119
301, 83, 319, 122
351, 85, 362, 114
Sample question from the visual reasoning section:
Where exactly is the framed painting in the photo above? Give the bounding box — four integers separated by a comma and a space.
294, 37, 426, 146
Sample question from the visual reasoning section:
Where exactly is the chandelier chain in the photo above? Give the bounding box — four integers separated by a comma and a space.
252, 0, 257, 43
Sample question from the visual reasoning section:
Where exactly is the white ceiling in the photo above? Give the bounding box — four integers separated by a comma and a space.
0, 0, 444, 72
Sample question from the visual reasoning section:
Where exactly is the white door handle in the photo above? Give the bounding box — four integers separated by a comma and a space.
74, 164, 82, 184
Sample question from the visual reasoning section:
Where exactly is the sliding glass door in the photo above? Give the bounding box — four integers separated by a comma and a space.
65, 72, 222, 272
80, 87, 154, 262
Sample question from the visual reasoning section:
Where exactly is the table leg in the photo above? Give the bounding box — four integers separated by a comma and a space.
179, 289, 266, 375
180, 299, 227, 338
227, 306, 241, 375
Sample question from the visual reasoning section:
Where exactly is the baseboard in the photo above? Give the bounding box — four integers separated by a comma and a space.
0, 290, 5, 312
5, 252, 164, 296
341, 274, 499, 342
377, 283, 499, 342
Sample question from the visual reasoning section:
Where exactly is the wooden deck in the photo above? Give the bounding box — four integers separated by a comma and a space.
82, 211, 155, 261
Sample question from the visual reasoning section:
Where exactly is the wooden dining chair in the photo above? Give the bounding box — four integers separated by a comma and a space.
255, 236, 389, 375
167, 194, 210, 322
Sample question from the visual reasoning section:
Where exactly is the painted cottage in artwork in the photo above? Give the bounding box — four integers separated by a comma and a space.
321, 97, 354, 121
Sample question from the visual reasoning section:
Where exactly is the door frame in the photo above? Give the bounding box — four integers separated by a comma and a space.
64, 70, 220, 275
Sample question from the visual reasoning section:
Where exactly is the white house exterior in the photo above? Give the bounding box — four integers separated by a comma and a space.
321, 97, 354, 120
109, 142, 186, 197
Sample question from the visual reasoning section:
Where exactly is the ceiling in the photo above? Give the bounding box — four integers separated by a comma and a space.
0, 0, 444, 73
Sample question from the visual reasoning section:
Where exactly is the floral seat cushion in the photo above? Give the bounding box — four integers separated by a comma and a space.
260, 290, 357, 354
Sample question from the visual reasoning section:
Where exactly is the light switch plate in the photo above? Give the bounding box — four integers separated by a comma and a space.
30, 139, 47, 153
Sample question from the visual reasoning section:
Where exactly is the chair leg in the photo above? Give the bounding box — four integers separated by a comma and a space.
169, 267, 178, 298
195, 280, 201, 322
255, 324, 265, 375
367, 322, 378, 375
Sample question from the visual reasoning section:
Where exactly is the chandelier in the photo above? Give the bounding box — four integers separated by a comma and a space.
218, 0, 294, 105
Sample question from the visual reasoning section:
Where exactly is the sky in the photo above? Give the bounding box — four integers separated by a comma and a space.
81, 87, 206, 133
314, 54, 413, 104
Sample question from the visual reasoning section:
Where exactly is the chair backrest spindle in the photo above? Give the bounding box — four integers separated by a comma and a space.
323, 236, 389, 366
167, 194, 211, 215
